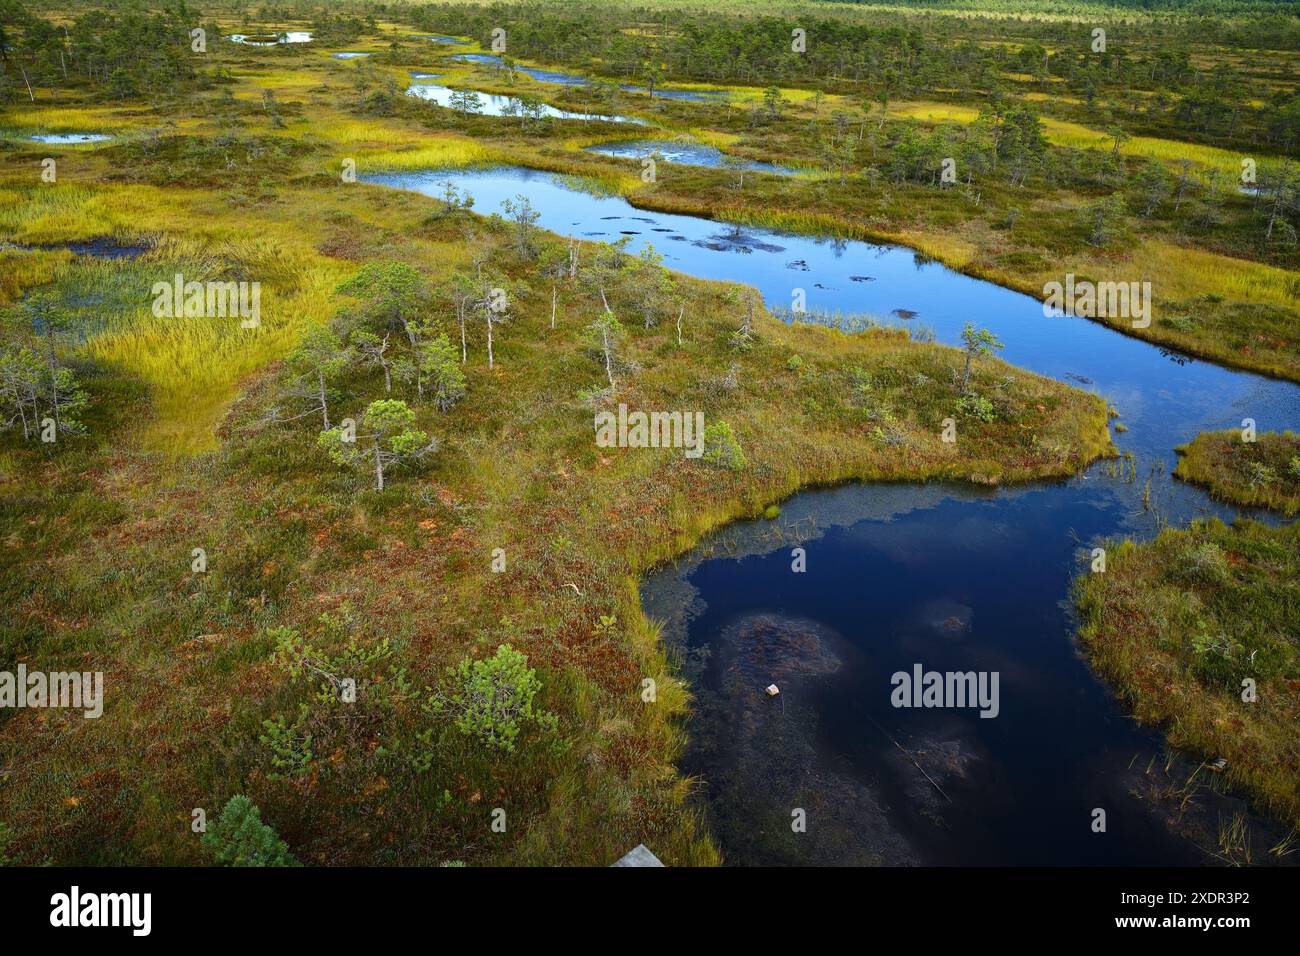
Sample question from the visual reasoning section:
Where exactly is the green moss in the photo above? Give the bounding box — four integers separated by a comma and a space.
1175, 430, 1300, 516
1075, 519, 1300, 828
0, 4, 1151, 868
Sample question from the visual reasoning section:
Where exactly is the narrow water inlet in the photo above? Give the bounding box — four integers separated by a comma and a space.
585, 139, 793, 175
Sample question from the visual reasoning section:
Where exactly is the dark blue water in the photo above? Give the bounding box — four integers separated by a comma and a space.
660, 485, 1232, 865
586, 139, 793, 175
448, 52, 589, 87
618, 83, 730, 103
367, 165, 1300, 865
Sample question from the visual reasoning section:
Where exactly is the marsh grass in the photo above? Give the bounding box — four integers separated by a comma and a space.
354, 138, 500, 172
1, 105, 130, 140
1174, 430, 1300, 516
15, 11, 1284, 382
0, 140, 1113, 864
1038, 116, 1250, 180
0, 5, 1285, 867
1076, 519, 1300, 829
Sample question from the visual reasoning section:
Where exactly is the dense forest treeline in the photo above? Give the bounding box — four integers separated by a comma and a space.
0, 0, 206, 98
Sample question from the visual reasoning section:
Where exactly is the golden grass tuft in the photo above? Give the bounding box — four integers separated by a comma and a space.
1174, 430, 1300, 516
1076, 519, 1300, 828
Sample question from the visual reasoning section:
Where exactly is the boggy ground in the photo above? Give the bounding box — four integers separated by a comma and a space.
1077, 426, 1298, 849
1174, 429, 1300, 516
1075, 517, 1300, 839
7, 10, 1297, 381
11, 5, 1297, 866
0, 130, 1113, 866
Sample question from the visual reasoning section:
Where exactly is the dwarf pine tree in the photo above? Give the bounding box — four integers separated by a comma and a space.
959, 322, 1004, 395
0, 346, 46, 441
433, 644, 557, 754
413, 333, 465, 411
702, 420, 746, 471
630, 245, 672, 329
584, 310, 625, 389
336, 261, 433, 345
1083, 192, 1128, 247
284, 325, 349, 428
201, 795, 298, 867
0, 344, 88, 442
319, 399, 436, 491
537, 245, 570, 330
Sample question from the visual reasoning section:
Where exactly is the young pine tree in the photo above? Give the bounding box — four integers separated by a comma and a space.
201, 795, 298, 867
318, 399, 436, 491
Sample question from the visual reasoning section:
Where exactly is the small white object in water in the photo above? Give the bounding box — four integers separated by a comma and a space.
765, 684, 780, 697
1208, 757, 1228, 772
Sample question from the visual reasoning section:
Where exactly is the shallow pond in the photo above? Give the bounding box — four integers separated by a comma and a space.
447, 52, 588, 87
586, 139, 792, 175
27, 133, 113, 144
448, 52, 728, 101
405, 83, 643, 124
619, 83, 729, 102
227, 31, 312, 45
368, 165, 1300, 865
2, 239, 147, 259
332, 52, 371, 59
